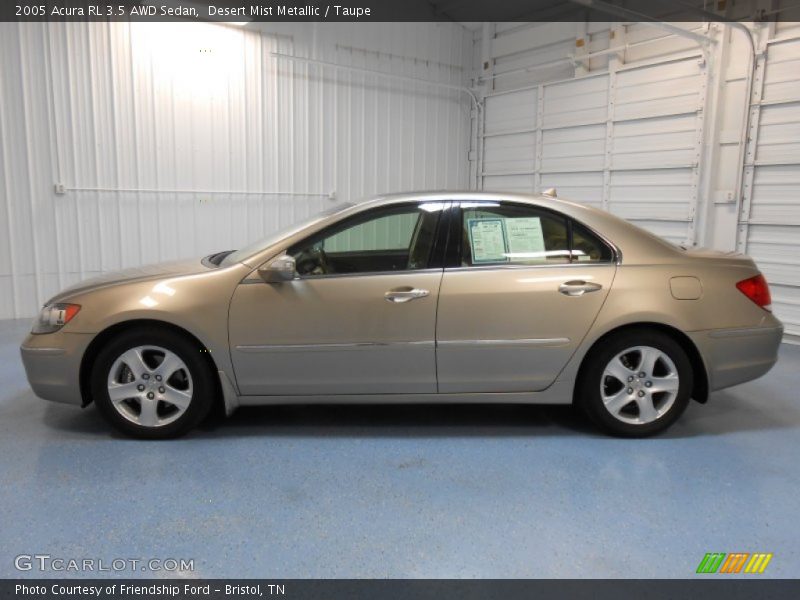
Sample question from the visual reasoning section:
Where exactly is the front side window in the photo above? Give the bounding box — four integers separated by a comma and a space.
289, 203, 444, 276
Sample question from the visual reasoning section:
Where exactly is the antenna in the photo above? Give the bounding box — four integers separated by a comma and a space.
542, 187, 557, 198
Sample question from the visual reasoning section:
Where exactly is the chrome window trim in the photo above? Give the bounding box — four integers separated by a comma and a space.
285, 266, 442, 282
443, 262, 614, 274
239, 266, 444, 284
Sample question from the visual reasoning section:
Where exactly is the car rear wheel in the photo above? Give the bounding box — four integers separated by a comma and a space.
91, 328, 215, 439
577, 329, 693, 437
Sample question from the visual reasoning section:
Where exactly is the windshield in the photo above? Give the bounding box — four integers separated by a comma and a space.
219, 203, 354, 267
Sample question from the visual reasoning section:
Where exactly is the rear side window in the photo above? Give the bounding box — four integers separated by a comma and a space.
571, 220, 614, 263
457, 202, 613, 267
460, 203, 570, 266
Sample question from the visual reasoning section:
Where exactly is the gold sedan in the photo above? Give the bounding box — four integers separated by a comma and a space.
20, 192, 783, 438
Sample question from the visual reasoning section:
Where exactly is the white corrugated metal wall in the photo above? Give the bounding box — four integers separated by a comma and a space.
0, 21, 472, 319
472, 19, 800, 338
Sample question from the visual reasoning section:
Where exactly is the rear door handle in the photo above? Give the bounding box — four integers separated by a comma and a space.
385, 287, 430, 303
558, 280, 602, 297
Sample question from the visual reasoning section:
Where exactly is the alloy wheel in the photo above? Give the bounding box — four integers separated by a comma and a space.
106, 345, 194, 427
600, 345, 680, 425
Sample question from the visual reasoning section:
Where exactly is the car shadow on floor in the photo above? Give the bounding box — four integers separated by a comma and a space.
199, 403, 601, 439
38, 397, 600, 439
31, 387, 800, 440
198, 391, 800, 439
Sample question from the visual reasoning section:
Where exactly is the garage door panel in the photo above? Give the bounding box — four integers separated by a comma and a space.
541, 172, 604, 207
612, 115, 696, 169
608, 168, 692, 223
541, 124, 605, 172
609, 168, 693, 199
544, 71, 607, 100
482, 175, 534, 193
614, 94, 700, 122
755, 105, 800, 165
608, 202, 690, 222
484, 90, 537, 134
616, 56, 701, 87
483, 133, 536, 173
760, 265, 800, 288
611, 147, 694, 171
769, 293, 800, 333
749, 165, 800, 224
611, 219, 687, 245
542, 75, 608, 129
480, 55, 702, 248
615, 58, 702, 122
762, 39, 800, 104
745, 225, 800, 291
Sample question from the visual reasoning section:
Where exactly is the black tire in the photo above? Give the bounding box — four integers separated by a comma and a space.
576, 328, 693, 437
91, 327, 215, 439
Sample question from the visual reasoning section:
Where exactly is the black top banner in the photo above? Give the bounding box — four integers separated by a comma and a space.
3, 0, 798, 23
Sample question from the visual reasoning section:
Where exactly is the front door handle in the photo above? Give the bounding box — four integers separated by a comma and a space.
385, 287, 430, 303
558, 280, 602, 297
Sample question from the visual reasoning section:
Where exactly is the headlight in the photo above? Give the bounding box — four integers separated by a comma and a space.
31, 303, 81, 334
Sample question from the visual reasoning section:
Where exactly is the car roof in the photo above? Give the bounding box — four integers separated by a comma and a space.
360, 190, 601, 215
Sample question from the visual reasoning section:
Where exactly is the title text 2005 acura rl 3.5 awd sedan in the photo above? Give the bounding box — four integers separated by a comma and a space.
21, 192, 783, 438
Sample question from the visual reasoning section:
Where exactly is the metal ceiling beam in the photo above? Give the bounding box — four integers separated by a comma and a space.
567, 0, 716, 46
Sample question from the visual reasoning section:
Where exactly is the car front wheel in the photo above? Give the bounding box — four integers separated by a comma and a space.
577, 329, 693, 437
91, 327, 215, 439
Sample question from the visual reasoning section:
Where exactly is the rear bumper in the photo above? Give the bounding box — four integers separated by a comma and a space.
688, 322, 784, 392
20, 330, 95, 406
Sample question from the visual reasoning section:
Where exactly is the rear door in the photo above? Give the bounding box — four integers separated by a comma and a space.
436, 200, 617, 393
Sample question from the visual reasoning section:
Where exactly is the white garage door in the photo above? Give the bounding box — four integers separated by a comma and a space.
738, 37, 800, 337
479, 54, 707, 246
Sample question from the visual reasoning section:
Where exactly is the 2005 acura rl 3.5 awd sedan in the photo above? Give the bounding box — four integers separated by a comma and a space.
21, 191, 783, 439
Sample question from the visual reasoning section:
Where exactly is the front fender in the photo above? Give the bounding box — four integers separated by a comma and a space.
61, 264, 250, 390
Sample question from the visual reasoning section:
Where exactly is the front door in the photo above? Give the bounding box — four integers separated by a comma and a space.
229, 201, 448, 396
436, 200, 617, 393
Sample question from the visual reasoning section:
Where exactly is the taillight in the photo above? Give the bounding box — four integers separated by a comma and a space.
736, 274, 772, 311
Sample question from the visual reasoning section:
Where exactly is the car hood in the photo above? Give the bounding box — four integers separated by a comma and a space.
47, 258, 209, 304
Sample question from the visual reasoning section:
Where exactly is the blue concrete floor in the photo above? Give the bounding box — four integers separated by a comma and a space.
1, 317, 798, 579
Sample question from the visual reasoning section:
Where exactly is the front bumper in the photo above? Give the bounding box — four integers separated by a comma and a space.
20, 330, 95, 406
688, 321, 784, 392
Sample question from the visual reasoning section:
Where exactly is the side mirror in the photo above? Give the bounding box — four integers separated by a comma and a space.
258, 255, 296, 283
